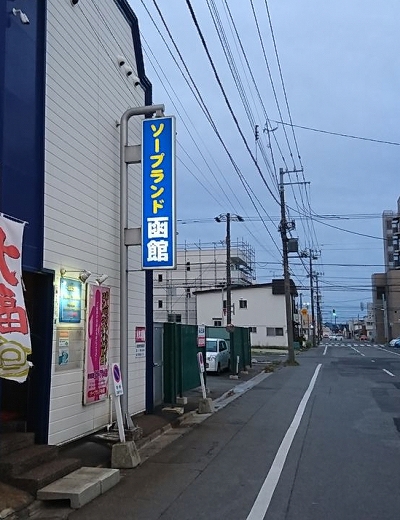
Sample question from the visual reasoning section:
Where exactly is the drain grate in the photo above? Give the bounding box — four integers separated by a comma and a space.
393, 417, 400, 433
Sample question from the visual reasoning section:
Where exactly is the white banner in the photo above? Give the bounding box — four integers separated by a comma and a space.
0, 215, 31, 383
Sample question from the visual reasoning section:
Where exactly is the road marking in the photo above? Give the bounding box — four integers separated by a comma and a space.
383, 369, 395, 377
372, 345, 400, 358
246, 364, 322, 520
323, 346, 328, 356
371, 360, 375, 363
350, 346, 365, 357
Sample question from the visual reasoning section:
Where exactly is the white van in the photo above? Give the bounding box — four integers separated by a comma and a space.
205, 338, 230, 374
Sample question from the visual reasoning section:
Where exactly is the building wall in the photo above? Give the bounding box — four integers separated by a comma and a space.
196, 285, 288, 347
44, 1, 147, 444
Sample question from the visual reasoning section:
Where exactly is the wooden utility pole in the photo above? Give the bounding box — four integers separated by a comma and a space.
279, 168, 296, 364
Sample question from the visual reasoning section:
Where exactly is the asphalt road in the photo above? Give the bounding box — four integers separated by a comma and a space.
70, 341, 400, 520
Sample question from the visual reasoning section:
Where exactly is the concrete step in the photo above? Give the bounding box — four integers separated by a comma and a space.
0, 432, 35, 457
11, 457, 82, 495
0, 444, 59, 478
37, 467, 120, 509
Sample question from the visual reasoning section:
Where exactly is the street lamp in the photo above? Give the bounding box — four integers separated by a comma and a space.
214, 213, 244, 329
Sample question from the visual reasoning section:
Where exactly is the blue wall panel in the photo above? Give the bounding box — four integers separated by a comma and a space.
0, 1, 46, 270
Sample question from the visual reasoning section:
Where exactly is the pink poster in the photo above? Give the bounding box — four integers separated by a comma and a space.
84, 285, 110, 404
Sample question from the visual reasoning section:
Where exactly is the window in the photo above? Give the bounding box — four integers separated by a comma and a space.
219, 341, 227, 352
267, 327, 284, 336
186, 262, 191, 271
158, 300, 163, 308
239, 299, 247, 309
186, 288, 191, 298
213, 320, 222, 326
376, 286, 385, 300
250, 327, 257, 333
167, 314, 181, 323
158, 274, 163, 282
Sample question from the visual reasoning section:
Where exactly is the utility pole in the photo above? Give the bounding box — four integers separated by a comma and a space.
279, 168, 297, 364
309, 254, 316, 347
215, 213, 244, 327
300, 248, 320, 347
299, 292, 303, 337
315, 273, 322, 342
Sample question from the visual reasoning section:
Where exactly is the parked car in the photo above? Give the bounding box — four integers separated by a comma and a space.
205, 338, 230, 373
389, 336, 400, 348
329, 334, 343, 341
359, 335, 368, 341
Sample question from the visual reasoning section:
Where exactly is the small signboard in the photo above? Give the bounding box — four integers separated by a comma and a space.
135, 326, 146, 343
112, 363, 123, 397
59, 278, 82, 323
197, 324, 206, 347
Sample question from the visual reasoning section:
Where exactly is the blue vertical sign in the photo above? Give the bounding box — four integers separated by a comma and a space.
142, 116, 176, 269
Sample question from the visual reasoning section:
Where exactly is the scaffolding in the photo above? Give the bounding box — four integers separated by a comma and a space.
153, 240, 256, 324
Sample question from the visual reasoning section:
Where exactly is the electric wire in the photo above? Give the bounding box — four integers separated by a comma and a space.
184, 0, 281, 206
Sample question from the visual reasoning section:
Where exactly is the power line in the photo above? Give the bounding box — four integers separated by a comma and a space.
184, 0, 281, 206
271, 120, 400, 146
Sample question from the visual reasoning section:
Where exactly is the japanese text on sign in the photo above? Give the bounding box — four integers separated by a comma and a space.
142, 117, 176, 269
0, 216, 31, 383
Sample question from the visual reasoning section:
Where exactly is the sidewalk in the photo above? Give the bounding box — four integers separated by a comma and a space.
60, 362, 270, 467
1, 354, 285, 519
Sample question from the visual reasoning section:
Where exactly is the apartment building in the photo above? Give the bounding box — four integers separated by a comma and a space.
372, 197, 400, 342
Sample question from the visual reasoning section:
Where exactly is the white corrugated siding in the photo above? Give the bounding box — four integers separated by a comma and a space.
44, 1, 147, 444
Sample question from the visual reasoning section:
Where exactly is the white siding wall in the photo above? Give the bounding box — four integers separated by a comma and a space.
197, 286, 288, 347
44, 1, 146, 444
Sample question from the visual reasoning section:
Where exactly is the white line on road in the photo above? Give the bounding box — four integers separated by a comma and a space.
350, 346, 365, 357
382, 369, 395, 377
246, 364, 322, 520
323, 346, 328, 356
372, 345, 400, 358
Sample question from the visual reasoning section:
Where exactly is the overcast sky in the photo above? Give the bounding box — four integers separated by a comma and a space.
132, 0, 400, 324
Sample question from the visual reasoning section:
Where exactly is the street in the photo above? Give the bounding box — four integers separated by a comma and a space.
70, 341, 400, 520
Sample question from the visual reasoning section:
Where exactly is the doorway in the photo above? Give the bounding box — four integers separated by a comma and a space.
0, 270, 54, 443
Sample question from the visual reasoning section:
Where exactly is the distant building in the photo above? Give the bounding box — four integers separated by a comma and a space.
372, 197, 400, 342
153, 241, 255, 324
382, 198, 400, 270
195, 280, 297, 348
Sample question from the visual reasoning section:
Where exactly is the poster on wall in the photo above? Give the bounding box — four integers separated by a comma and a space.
84, 284, 110, 404
135, 326, 146, 358
59, 278, 82, 323
0, 215, 31, 383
